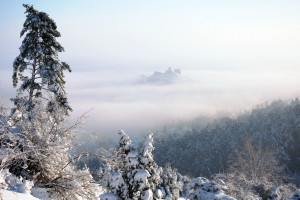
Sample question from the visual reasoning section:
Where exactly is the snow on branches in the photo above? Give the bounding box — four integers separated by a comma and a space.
12, 4, 72, 118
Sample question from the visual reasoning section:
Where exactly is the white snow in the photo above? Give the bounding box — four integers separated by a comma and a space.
99, 192, 118, 200
128, 150, 138, 157
142, 189, 153, 200
16, 180, 34, 194
134, 169, 150, 182
142, 132, 154, 157
0, 189, 40, 200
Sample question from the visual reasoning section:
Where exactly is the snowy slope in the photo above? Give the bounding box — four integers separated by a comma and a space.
1, 189, 40, 200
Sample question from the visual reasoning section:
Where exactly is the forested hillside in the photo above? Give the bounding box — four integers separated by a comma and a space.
154, 99, 300, 181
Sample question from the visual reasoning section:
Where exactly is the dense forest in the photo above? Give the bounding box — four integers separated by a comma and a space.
154, 99, 300, 181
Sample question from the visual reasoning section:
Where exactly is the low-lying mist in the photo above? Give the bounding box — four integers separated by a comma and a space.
63, 67, 300, 138
1, 67, 299, 138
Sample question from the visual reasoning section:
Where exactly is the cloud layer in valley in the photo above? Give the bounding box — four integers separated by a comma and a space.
62, 67, 300, 137
1, 65, 300, 137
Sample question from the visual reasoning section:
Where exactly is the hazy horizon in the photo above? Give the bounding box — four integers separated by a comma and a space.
1, 0, 300, 136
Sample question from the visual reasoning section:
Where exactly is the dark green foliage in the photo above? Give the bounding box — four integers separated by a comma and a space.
12, 4, 72, 116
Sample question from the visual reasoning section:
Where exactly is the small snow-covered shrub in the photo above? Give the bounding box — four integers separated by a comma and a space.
0, 102, 101, 199
40, 166, 100, 200
213, 138, 297, 199
157, 164, 189, 199
186, 177, 236, 200
214, 172, 297, 200
1, 101, 100, 199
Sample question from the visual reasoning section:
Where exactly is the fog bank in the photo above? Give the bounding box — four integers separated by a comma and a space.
64, 67, 300, 137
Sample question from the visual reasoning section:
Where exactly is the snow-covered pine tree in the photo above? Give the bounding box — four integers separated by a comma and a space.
12, 4, 72, 118
102, 131, 160, 200
140, 133, 160, 199
117, 130, 140, 198
7, 3, 71, 179
1, 5, 100, 199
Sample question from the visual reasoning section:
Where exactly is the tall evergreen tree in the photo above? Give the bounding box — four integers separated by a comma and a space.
1, 5, 101, 199
12, 4, 72, 117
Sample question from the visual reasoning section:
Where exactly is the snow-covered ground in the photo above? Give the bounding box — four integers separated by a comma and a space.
0, 190, 188, 200
1, 189, 40, 200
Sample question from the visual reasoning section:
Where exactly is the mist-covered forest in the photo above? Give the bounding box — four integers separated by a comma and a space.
73, 99, 300, 199
154, 99, 300, 180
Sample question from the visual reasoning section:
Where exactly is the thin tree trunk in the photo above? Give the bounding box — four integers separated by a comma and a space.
29, 58, 36, 103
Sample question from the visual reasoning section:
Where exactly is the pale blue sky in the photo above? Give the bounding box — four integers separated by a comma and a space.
1, 0, 300, 70
1, 1, 300, 135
